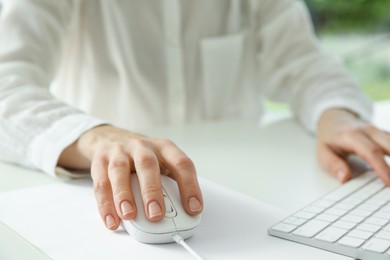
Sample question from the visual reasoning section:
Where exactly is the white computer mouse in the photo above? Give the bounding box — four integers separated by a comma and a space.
121, 174, 201, 244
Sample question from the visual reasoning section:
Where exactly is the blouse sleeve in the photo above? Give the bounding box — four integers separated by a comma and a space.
0, 0, 105, 177
254, 0, 372, 133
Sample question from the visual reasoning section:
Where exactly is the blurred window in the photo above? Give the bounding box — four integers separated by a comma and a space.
305, 0, 390, 101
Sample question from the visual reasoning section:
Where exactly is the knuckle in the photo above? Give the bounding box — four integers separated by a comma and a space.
110, 143, 125, 154
137, 154, 156, 168
334, 129, 347, 140
362, 124, 375, 132
180, 171, 198, 184
338, 127, 361, 142
159, 138, 175, 147
108, 159, 129, 170
93, 152, 108, 164
93, 180, 111, 194
130, 139, 148, 149
181, 181, 199, 192
173, 156, 194, 170
345, 127, 361, 137
141, 184, 161, 198
367, 145, 383, 157
97, 198, 113, 211
113, 189, 131, 201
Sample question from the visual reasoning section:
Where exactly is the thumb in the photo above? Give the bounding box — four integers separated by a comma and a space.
317, 143, 351, 183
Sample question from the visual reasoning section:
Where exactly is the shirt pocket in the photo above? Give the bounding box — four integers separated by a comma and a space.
200, 30, 245, 118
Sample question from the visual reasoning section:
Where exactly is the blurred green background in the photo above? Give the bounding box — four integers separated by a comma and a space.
305, 0, 390, 101
266, 0, 390, 111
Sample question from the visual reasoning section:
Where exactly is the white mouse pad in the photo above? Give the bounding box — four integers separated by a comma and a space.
0, 178, 348, 259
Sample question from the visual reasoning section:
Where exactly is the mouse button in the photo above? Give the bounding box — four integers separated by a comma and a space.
161, 176, 181, 205
163, 192, 177, 218
172, 214, 201, 232
130, 174, 142, 204
130, 216, 176, 234
163, 195, 173, 212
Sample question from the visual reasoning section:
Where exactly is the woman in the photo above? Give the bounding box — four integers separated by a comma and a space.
0, 0, 389, 230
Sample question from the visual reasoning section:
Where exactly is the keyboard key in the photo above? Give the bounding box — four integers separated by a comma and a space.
370, 178, 386, 187
324, 208, 348, 217
373, 211, 390, 220
271, 223, 297, 233
362, 238, 390, 253
364, 217, 388, 226
357, 203, 380, 212
372, 188, 390, 201
269, 171, 390, 260
323, 173, 376, 202
365, 198, 387, 207
384, 224, 390, 231
316, 213, 339, 223
292, 219, 329, 238
342, 197, 364, 207
356, 223, 382, 233
354, 179, 385, 199
293, 211, 316, 220
293, 218, 307, 226
349, 193, 371, 201
333, 202, 356, 211
349, 208, 373, 218
282, 217, 298, 224
338, 236, 365, 248
381, 205, 390, 213
315, 227, 348, 242
375, 231, 390, 241
332, 220, 356, 230
303, 206, 324, 214
348, 230, 373, 240
374, 187, 390, 200
282, 217, 307, 227
341, 214, 365, 224
312, 199, 335, 209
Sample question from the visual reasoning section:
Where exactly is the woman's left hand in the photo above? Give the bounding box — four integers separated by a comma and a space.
317, 108, 390, 185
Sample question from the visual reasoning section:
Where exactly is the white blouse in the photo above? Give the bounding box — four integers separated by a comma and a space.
0, 0, 372, 177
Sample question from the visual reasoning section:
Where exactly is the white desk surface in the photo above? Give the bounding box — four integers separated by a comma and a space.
0, 101, 389, 259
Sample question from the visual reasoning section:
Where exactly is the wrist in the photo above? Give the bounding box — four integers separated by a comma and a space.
319, 108, 359, 126
58, 124, 110, 170
77, 124, 112, 158
317, 108, 364, 136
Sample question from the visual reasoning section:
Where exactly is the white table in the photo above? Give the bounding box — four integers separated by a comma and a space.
1, 101, 389, 259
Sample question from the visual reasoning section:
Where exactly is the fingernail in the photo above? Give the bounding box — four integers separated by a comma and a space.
189, 197, 202, 212
105, 214, 116, 229
337, 170, 345, 182
121, 201, 134, 218
148, 201, 162, 219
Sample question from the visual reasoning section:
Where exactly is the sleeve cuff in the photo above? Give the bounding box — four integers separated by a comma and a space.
308, 94, 373, 134
27, 114, 107, 178
54, 167, 91, 179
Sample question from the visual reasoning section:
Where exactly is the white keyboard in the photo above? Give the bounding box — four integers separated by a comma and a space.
269, 171, 390, 260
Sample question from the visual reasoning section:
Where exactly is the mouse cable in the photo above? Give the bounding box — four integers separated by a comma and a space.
172, 234, 206, 260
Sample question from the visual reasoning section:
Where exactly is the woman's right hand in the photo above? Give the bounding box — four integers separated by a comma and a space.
58, 125, 203, 230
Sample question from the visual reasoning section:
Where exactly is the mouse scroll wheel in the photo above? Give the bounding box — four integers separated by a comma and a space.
163, 194, 176, 217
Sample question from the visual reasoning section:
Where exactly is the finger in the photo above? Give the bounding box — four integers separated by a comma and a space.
131, 141, 164, 222
317, 142, 351, 183
107, 150, 136, 220
91, 154, 120, 230
157, 140, 203, 216
342, 131, 390, 185
362, 125, 390, 155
